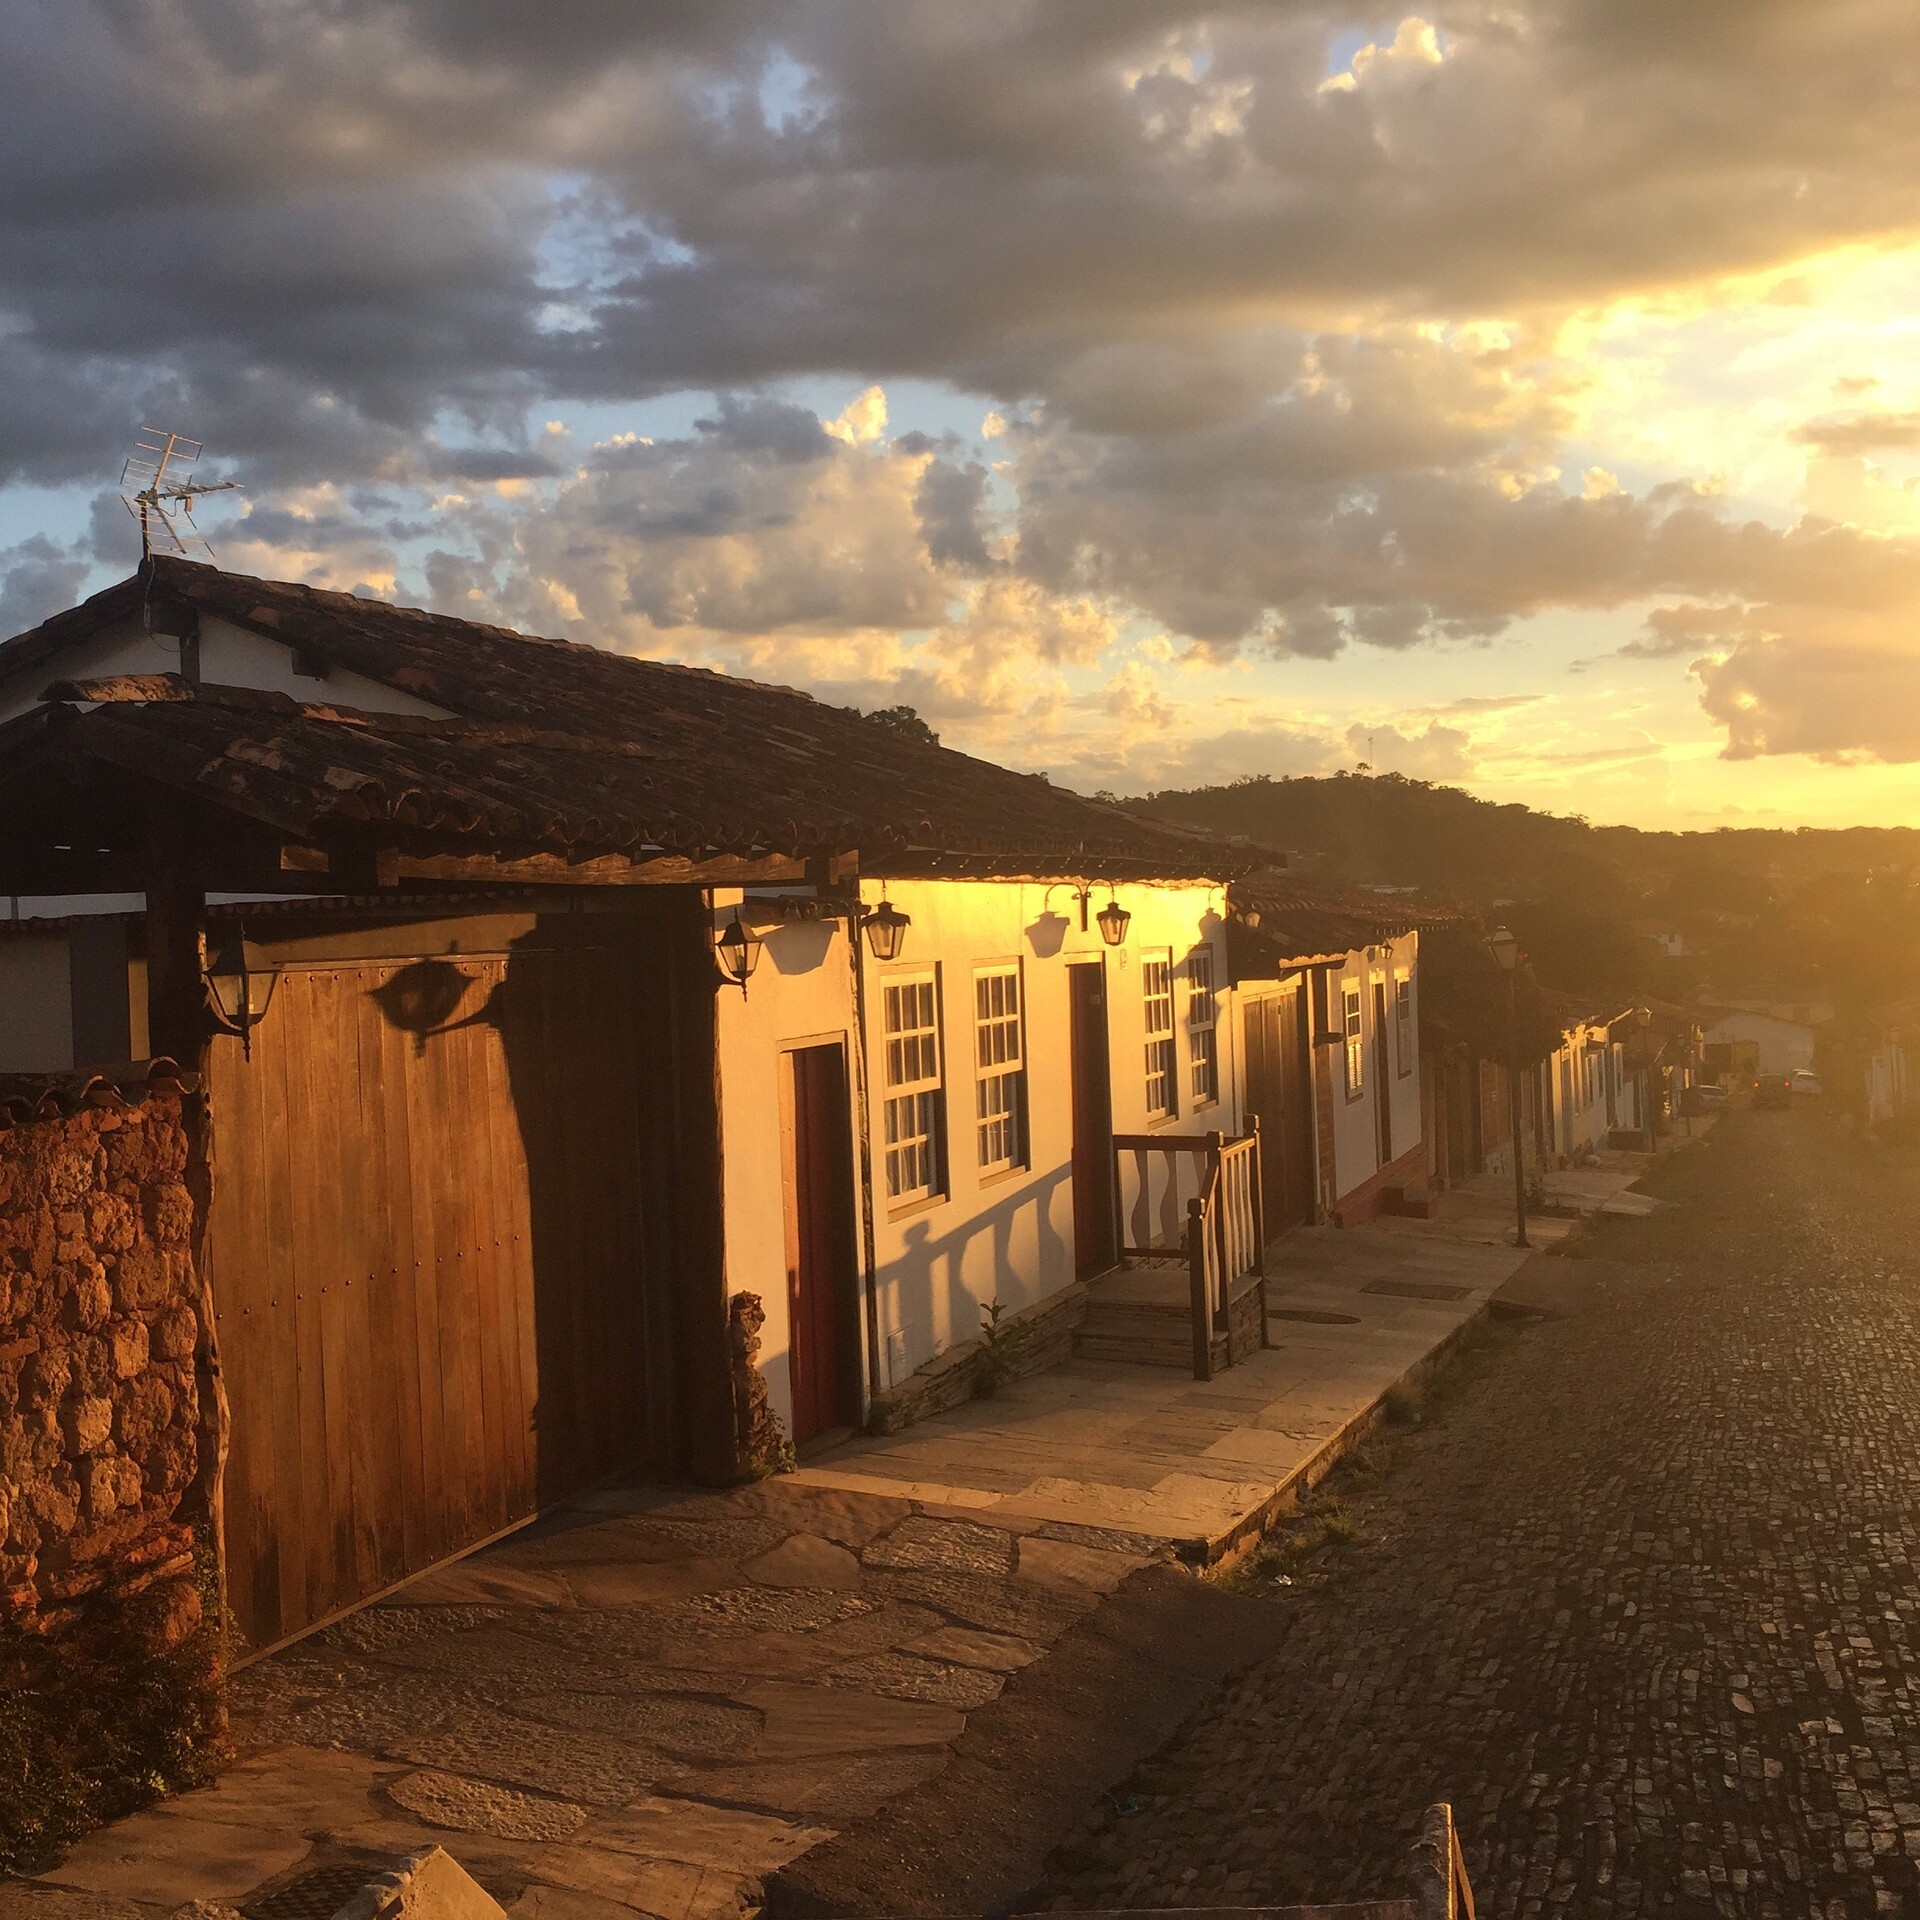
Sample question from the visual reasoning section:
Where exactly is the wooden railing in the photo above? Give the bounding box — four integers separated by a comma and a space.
1113, 1122, 1266, 1380
1410, 1802, 1477, 1919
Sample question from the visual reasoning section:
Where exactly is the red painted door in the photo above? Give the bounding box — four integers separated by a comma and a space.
1068, 963, 1117, 1277
782, 1043, 858, 1446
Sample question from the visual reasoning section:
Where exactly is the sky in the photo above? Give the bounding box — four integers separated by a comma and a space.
4, 3, 1920, 830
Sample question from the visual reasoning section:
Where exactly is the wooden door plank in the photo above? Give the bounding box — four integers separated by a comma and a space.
206, 1018, 280, 1649
367, 973, 436, 1570
340, 966, 407, 1594
479, 961, 539, 1520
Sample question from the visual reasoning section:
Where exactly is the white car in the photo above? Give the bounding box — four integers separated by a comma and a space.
1790, 1069, 1824, 1097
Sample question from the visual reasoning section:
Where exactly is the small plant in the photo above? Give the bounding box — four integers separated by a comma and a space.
973, 1297, 1032, 1398
1381, 1382, 1424, 1426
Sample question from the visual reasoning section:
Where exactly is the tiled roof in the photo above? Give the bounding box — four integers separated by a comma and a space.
0, 1058, 198, 1127
0, 561, 1256, 878
1229, 872, 1455, 968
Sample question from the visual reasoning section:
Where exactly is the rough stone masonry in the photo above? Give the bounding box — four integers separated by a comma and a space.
0, 1076, 207, 1647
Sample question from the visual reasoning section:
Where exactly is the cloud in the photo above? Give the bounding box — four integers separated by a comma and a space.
10, 3, 1920, 809
1791, 411, 1920, 455
1695, 639, 1920, 764
0, 535, 90, 638
1344, 719, 1475, 780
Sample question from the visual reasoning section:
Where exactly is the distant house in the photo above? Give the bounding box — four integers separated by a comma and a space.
1629, 918, 1691, 959
1700, 1005, 1819, 1078
0, 557, 1255, 1651
1227, 877, 1445, 1229
1543, 995, 1633, 1161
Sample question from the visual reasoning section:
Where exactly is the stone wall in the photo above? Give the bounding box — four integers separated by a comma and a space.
867, 1281, 1088, 1435
0, 1076, 206, 1641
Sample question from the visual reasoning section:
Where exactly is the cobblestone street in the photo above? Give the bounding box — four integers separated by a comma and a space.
1045, 1109, 1920, 1918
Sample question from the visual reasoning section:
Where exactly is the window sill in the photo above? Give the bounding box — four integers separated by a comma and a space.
976, 1162, 1030, 1192
887, 1191, 949, 1224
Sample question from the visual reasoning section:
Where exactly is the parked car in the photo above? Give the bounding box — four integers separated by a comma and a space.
1790, 1069, 1824, 1097
1681, 1083, 1729, 1115
1754, 1075, 1793, 1110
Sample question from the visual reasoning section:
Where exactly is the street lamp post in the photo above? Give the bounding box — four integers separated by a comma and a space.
1487, 927, 1529, 1250
1634, 1003, 1656, 1148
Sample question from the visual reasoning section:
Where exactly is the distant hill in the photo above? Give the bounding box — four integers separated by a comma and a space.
1131, 772, 1920, 1014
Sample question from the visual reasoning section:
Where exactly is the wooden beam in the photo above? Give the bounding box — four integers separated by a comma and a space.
375, 848, 813, 889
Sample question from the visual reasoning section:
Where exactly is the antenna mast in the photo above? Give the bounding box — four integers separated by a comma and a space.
121, 430, 241, 560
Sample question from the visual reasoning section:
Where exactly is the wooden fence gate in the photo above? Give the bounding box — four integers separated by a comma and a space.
206, 933, 677, 1652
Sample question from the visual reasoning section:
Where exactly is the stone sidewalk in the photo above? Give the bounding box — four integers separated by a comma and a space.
794, 1194, 1559, 1561
6, 1480, 1157, 1920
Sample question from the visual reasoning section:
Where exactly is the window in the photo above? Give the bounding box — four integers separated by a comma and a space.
883, 974, 944, 1204
1395, 974, 1413, 1077
1343, 984, 1365, 1099
973, 966, 1025, 1173
1143, 951, 1176, 1118
1187, 947, 1218, 1105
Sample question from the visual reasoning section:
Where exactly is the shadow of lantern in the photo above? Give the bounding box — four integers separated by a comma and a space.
370, 956, 482, 1054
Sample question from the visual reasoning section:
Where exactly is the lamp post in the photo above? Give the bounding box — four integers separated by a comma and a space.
1487, 927, 1529, 1249
1635, 1003, 1656, 1148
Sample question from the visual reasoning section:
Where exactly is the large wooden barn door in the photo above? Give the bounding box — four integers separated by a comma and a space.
207, 936, 671, 1652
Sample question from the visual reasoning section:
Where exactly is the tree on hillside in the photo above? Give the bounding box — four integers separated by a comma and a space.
865, 704, 940, 746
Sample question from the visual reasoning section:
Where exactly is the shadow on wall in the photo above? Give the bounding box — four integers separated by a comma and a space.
359, 924, 681, 1510
883, 1165, 1073, 1386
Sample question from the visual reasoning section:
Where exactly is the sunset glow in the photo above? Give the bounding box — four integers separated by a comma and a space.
5, 4, 1920, 827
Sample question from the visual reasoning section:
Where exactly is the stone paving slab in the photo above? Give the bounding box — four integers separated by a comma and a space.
7, 1481, 1152, 1920
794, 1202, 1557, 1558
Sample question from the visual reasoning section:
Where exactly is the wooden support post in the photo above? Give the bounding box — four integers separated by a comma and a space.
1187, 1195, 1212, 1382
1248, 1115, 1272, 1349
143, 809, 209, 1064
666, 895, 739, 1484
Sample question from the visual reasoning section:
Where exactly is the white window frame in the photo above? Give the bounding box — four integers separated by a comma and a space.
1143, 950, 1177, 1120
1395, 973, 1413, 1078
973, 963, 1026, 1175
1186, 946, 1218, 1107
1343, 983, 1365, 1100
882, 970, 945, 1207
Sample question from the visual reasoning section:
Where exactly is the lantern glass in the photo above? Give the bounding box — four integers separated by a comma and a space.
1095, 897, 1131, 947
715, 910, 762, 989
864, 900, 910, 961
205, 930, 277, 1025
1487, 927, 1519, 973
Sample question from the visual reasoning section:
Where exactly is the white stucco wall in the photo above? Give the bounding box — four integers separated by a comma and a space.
713, 874, 1235, 1433
0, 611, 452, 724
1550, 1025, 1617, 1159
1325, 930, 1423, 1202
0, 932, 74, 1072
713, 901, 862, 1439
1704, 1010, 1816, 1077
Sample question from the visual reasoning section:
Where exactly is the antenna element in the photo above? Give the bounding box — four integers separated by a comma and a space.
120, 430, 241, 560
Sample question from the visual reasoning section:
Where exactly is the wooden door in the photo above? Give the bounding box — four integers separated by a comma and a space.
781, 1042, 858, 1446
1068, 962, 1117, 1277
1372, 980, 1393, 1166
207, 936, 671, 1652
1244, 983, 1316, 1239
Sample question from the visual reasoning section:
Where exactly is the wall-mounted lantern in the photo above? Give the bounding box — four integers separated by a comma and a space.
1095, 894, 1131, 947
714, 909, 763, 994
203, 927, 279, 1060
862, 898, 911, 962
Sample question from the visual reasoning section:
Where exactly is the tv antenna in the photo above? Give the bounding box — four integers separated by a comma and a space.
121, 430, 241, 560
